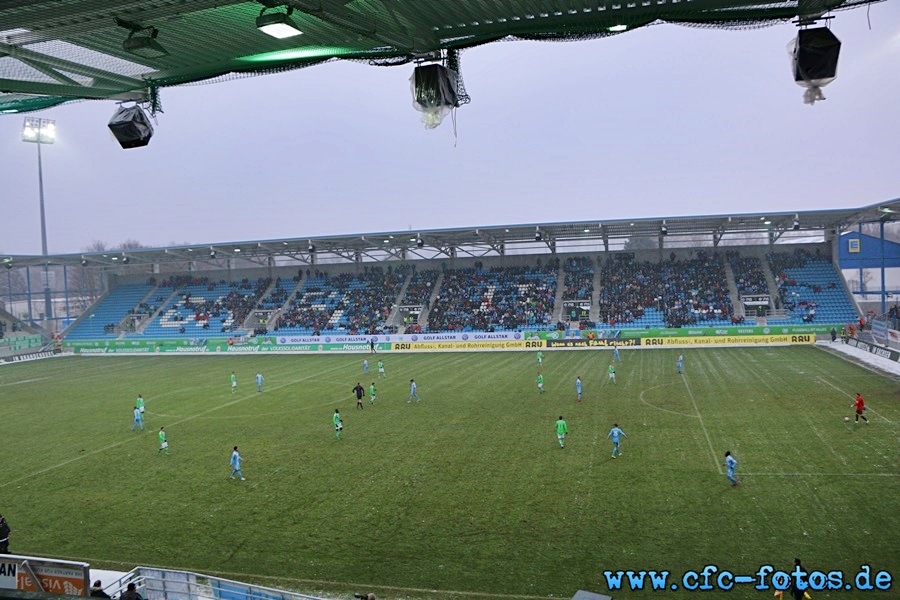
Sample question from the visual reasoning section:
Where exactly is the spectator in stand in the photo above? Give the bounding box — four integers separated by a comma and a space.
91, 582, 112, 598
120, 583, 142, 600
0, 514, 10, 553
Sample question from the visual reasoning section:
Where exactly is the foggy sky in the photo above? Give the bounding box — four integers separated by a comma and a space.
1, 2, 898, 255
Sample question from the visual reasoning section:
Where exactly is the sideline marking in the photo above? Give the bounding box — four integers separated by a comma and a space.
817, 376, 894, 424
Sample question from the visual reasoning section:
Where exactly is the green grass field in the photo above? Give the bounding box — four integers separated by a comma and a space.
0, 347, 898, 599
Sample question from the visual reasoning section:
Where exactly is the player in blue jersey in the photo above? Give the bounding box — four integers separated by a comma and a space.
363, 359, 369, 374
575, 376, 583, 402
408, 379, 421, 402
131, 407, 144, 431
677, 354, 684, 374
607, 423, 627, 458
256, 372, 264, 392
725, 451, 738, 487
230, 446, 246, 481
613, 345, 621, 362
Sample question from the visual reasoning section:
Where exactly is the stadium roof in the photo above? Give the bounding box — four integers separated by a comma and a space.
3, 199, 898, 270
0, 0, 885, 114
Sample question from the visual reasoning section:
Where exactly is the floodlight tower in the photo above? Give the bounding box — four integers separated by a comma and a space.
21, 117, 56, 323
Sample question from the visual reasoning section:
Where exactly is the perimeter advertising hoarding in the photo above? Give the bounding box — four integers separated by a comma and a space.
391, 340, 543, 351
0, 555, 89, 596
545, 338, 640, 348
531, 325, 835, 341
846, 337, 900, 363
641, 334, 816, 346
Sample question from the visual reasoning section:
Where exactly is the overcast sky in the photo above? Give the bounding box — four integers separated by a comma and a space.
1, 3, 898, 255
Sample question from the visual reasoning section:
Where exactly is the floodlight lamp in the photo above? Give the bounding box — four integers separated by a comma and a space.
22, 117, 56, 143
608, 24, 628, 32
257, 8, 303, 38
81, 259, 88, 266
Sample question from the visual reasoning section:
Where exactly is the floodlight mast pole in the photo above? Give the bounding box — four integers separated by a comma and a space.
22, 117, 54, 326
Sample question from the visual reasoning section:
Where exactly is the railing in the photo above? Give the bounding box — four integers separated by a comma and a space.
105, 568, 323, 600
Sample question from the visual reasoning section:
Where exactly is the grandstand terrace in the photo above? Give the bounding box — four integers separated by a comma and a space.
4, 202, 898, 343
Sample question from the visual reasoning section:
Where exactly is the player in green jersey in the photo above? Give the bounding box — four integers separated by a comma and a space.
555, 416, 568, 448
607, 364, 616, 385
157, 426, 168, 455
369, 383, 377, 405
333, 409, 343, 439
537, 372, 544, 393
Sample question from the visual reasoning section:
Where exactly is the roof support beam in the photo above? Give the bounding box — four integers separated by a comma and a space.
292, 0, 416, 51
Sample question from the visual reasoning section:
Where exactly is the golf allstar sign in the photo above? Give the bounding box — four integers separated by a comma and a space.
0, 555, 90, 596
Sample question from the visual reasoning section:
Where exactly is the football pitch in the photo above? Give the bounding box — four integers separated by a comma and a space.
0, 347, 898, 600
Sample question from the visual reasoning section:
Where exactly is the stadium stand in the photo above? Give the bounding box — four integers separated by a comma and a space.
767, 249, 858, 325
274, 267, 404, 335
726, 251, 770, 296
65, 283, 155, 339
400, 269, 439, 307
131, 277, 270, 338
562, 256, 594, 302
597, 252, 734, 329
426, 263, 558, 332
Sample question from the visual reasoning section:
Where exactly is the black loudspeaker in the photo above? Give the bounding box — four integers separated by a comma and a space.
413, 64, 459, 110
108, 105, 154, 149
793, 27, 841, 82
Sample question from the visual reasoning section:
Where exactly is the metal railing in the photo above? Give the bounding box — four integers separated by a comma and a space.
104, 568, 323, 600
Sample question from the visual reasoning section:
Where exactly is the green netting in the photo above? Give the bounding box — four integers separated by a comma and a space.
0, 0, 885, 114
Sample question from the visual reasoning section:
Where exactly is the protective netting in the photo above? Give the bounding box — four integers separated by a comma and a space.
0, 0, 885, 114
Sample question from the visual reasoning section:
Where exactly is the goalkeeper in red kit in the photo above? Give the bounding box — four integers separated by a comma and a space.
852, 393, 869, 424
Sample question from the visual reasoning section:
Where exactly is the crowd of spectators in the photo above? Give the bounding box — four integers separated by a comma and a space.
597, 251, 733, 328
726, 251, 769, 296
166, 278, 271, 333
401, 269, 439, 306
426, 265, 557, 332
768, 249, 836, 320
563, 256, 594, 301
274, 267, 403, 334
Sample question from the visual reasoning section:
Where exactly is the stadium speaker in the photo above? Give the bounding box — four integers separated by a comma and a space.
81, 259, 88, 266
308, 243, 316, 253
122, 256, 130, 264
792, 27, 841, 83
108, 105, 154, 149
416, 237, 424, 248
534, 230, 542, 242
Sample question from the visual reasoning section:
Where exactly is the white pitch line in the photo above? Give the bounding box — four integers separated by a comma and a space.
681, 375, 722, 474
817, 376, 894, 423
0, 362, 351, 489
638, 383, 699, 419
